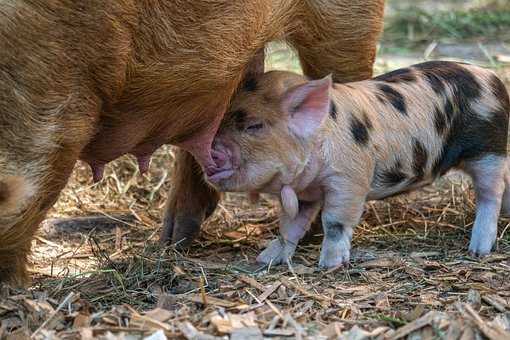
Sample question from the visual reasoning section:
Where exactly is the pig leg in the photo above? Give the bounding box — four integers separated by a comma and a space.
257, 201, 321, 265
288, 0, 384, 82
319, 180, 368, 268
462, 155, 507, 256
0, 139, 88, 285
161, 149, 220, 247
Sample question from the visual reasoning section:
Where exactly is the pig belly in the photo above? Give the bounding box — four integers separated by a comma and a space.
79, 117, 172, 167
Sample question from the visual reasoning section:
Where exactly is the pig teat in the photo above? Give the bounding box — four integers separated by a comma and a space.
280, 185, 299, 219
85, 151, 154, 183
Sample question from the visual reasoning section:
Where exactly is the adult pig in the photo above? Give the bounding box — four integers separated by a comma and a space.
0, 0, 384, 284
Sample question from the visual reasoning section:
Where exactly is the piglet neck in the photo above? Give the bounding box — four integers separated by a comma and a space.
283, 140, 324, 193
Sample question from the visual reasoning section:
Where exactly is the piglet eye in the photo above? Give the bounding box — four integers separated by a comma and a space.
245, 122, 265, 133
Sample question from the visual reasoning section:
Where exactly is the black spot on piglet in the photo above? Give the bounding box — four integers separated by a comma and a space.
242, 77, 257, 92
350, 114, 370, 146
433, 106, 447, 136
376, 160, 407, 187
374, 68, 416, 83
377, 84, 407, 115
330, 101, 338, 120
412, 138, 428, 180
414, 61, 482, 101
324, 222, 344, 240
231, 109, 248, 129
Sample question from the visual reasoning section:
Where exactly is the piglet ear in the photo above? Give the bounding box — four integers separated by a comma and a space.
281, 75, 332, 139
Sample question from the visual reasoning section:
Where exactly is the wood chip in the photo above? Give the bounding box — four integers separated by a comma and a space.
457, 303, 510, 340
257, 281, 281, 302
189, 295, 239, 308
281, 278, 332, 305
239, 275, 265, 291
263, 328, 295, 337
391, 311, 444, 339
230, 327, 263, 340
72, 313, 91, 329
359, 257, 402, 269
177, 322, 219, 340
482, 295, 508, 313
467, 289, 481, 311
144, 308, 173, 323
210, 312, 257, 334
143, 329, 168, 340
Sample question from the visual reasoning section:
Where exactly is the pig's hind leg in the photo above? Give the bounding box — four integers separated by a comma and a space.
463, 155, 507, 257
257, 201, 320, 266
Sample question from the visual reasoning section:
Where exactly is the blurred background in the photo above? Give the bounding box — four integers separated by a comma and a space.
268, 0, 510, 76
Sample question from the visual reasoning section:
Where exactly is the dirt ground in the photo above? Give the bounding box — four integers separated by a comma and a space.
2, 1, 510, 339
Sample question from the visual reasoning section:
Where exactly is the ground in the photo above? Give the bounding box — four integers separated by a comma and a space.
2, 1, 510, 339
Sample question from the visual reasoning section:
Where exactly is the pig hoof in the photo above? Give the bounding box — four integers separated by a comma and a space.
161, 214, 202, 248
318, 243, 350, 269
256, 238, 296, 265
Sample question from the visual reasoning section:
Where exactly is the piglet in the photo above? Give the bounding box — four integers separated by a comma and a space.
207, 61, 510, 268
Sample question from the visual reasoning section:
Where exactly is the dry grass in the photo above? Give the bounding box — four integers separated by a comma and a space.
2, 15, 510, 340
3, 154, 510, 339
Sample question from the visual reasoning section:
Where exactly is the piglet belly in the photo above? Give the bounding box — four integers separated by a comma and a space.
296, 186, 323, 202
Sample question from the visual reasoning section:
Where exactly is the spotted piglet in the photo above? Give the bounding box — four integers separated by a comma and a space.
207, 61, 510, 268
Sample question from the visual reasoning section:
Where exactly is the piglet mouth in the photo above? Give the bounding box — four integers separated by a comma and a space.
206, 149, 235, 184
207, 169, 235, 183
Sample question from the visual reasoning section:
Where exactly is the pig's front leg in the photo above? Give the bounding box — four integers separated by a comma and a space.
257, 201, 320, 265
319, 178, 368, 268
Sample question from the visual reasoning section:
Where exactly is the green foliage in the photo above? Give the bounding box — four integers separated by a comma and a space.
384, 6, 510, 44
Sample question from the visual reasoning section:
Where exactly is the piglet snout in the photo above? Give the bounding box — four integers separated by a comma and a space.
206, 140, 235, 183
211, 149, 228, 168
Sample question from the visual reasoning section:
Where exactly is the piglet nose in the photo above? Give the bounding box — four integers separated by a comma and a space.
211, 149, 227, 168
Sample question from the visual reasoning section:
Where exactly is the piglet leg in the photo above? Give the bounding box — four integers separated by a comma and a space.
462, 155, 507, 257
500, 158, 510, 217
319, 178, 368, 268
257, 201, 320, 265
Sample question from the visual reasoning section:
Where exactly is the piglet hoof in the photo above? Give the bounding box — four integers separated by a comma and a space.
318, 243, 350, 269
256, 238, 296, 265
468, 247, 492, 259
468, 235, 496, 258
